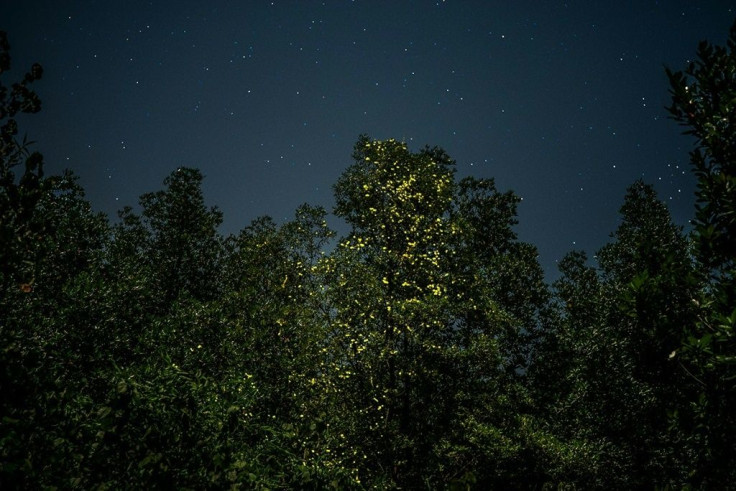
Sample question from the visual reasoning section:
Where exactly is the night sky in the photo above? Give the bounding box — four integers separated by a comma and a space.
3, 1, 735, 278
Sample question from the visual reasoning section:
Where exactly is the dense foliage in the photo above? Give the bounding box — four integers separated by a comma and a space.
1, 23, 734, 489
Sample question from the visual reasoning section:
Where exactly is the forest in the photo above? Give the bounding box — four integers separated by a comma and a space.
1, 22, 734, 490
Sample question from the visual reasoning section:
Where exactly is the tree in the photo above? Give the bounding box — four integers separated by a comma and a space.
531, 181, 697, 488
666, 20, 736, 487
0, 33, 117, 488
325, 136, 458, 485
111, 167, 225, 314
218, 205, 353, 487
531, 250, 620, 488
321, 135, 552, 487
0, 32, 54, 486
0, 30, 45, 289
598, 181, 695, 396
596, 181, 697, 486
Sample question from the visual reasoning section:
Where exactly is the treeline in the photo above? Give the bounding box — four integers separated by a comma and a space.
1, 24, 734, 489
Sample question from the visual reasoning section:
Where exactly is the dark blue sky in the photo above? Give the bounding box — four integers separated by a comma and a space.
3, 1, 734, 277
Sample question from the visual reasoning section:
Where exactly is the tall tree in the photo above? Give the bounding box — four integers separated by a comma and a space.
0, 32, 53, 487
323, 135, 551, 487
0, 33, 113, 488
532, 181, 697, 488
0, 30, 45, 290
597, 181, 697, 486
112, 167, 224, 314
666, 20, 736, 487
